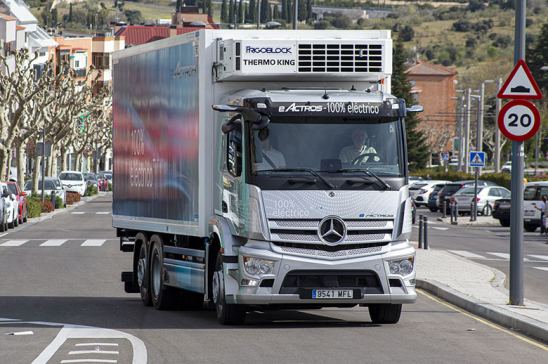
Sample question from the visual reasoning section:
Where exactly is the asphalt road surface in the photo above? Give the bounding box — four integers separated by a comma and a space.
415, 207, 548, 304
0, 195, 546, 363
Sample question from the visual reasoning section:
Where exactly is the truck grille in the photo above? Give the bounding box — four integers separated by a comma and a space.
268, 218, 393, 246
297, 43, 384, 73
279, 270, 383, 294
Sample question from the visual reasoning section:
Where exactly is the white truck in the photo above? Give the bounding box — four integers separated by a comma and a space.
113, 30, 418, 325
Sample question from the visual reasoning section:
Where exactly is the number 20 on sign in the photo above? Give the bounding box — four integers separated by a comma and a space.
497, 99, 541, 142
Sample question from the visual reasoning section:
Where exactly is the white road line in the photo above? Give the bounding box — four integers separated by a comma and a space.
96, 212, 110, 215
0, 232, 8, 238
448, 250, 486, 259
432, 227, 449, 231
487, 252, 531, 262
0, 240, 28, 247
81, 240, 106, 247
71, 212, 86, 215
74, 343, 119, 347
533, 267, 548, 272
61, 360, 117, 363
68, 350, 119, 355
528, 255, 548, 261
40, 239, 67, 247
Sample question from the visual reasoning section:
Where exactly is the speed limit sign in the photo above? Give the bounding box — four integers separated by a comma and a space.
498, 100, 541, 142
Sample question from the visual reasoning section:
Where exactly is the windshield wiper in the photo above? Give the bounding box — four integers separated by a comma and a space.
257, 168, 335, 189
335, 168, 391, 190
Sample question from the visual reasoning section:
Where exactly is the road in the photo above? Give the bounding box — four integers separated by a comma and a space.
0, 195, 546, 363
414, 207, 548, 304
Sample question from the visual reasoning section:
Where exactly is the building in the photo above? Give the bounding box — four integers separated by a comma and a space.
91, 35, 125, 91
406, 61, 458, 159
52, 36, 92, 84
0, 12, 25, 73
0, 0, 57, 65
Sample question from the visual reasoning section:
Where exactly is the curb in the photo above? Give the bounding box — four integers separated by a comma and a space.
416, 278, 548, 344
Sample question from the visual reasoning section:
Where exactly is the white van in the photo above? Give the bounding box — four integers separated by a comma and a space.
523, 181, 548, 232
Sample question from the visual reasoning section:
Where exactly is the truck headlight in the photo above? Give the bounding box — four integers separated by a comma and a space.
388, 257, 414, 276
243, 256, 275, 276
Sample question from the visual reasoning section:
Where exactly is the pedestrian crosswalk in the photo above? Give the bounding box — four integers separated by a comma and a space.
0, 239, 116, 248
448, 250, 548, 272
71, 211, 111, 215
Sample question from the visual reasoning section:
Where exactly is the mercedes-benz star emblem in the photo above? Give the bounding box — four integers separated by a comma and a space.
318, 216, 346, 245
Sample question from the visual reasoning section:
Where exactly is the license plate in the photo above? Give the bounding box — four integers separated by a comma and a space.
524, 210, 535, 216
312, 289, 354, 299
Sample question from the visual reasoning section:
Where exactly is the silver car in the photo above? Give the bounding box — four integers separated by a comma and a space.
453, 186, 511, 216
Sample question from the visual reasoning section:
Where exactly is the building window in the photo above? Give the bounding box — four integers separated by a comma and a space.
75, 60, 80, 68
92, 53, 110, 70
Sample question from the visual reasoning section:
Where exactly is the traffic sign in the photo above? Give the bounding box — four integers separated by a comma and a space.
497, 99, 541, 142
497, 59, 543, 100
469, 151, 486, 167
441, 152, 449, 161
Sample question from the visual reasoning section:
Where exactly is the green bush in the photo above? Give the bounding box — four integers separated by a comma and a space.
86, 185, 98, 196
411, 170, 547, 189
55, 195, 64, 209
41, 199, 54, 213
26, 196, 42, 218
108, 182, 112, 192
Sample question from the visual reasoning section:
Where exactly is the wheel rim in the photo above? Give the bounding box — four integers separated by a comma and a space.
137, 245, 146, 288
151, 251, 161, 297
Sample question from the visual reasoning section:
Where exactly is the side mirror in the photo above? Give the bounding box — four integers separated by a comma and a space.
406, 105, 424, 113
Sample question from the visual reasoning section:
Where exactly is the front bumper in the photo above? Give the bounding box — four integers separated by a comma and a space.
225, 241, 416, 305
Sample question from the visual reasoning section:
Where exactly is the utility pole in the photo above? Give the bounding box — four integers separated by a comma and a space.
478, 82, 485, 175
457, 95, 464, 172
293, 0, 298, 30
464, 88, 471, 173
495, 78, 502, 173
509, 0, 526, 306
256, 0, 260, 29
40, 128, 46, 204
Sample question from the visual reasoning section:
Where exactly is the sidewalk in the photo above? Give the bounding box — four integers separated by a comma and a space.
26, 192, 105, 224
416, 208, 502, 226
416, 248, 548, 344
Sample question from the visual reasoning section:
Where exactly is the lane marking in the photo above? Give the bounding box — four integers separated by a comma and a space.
75, 343, 119, 347
418, 289, 548, 352
68, 350, 119, 355
81, 240, 106, 247
0, 232, 8, 238
96, 212, 110, 215
448, 250, 486, 259
528, 255, 548, 261
40, 239, 67, 247
533, 267, 548, 272
71, 212, 86, 215
487, 252, 531, 262
61, 360, 117, 363
432, 227, 449, 231
0, 240, 28, 247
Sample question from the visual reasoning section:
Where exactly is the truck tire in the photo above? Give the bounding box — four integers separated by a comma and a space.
368, 304, 402, 324
150, 238, 178, 310
524, 224, 537, 232
499, 219, 510, 227
137, 240, 152, 306
212, 254, 245, 325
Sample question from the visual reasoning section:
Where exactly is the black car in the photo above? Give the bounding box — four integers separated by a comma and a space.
493, 198, 510, 227
427, 183, 447, 212
437, 180, 498, 213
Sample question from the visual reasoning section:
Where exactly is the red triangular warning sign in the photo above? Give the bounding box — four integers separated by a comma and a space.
497, 59, 543, 100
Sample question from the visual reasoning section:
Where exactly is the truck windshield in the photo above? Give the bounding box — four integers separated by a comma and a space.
249, 117, 404, 189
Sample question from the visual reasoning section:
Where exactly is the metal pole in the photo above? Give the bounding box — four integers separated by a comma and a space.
495, 78, 502, 173
457, 95, 464, 172
293, 0, 299, 30
509, 0, 526, 306
256, 0, 260, 29
418, 215, 423, 249
535, 131, 539, 175
473, 167, 479, 220
423, 216, 429, 249
464, 88, 471, 173
478, 82, 485, 175
40, 128, 46, 204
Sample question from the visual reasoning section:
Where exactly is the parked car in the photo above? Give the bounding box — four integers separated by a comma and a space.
493, 198, 511, 227
83, 173, 99, 190
453, 186, 511, 216
522, 181, 548, 232
0, 182, 18, 228
427, 183, 448, 212
6, 181, 27, 224
58, 171, 86, 196
410, 180, 450, 207
501, 161, 512, 173
24, 177, 67, 208
0, 185, 9, 231
437, 180, 498, 213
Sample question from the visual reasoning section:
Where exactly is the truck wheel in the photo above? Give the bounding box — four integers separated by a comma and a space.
499, 219, 510, 227
368, 304, 402, 324
137, 241, 152, 306
524, 224, 537, 232
212, 254, 245, 325
429, 207, 438, 212
150, 238, 177, 310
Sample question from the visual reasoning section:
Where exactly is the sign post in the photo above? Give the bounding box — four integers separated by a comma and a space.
498, 0, 543, 306
469, 151, 486, 221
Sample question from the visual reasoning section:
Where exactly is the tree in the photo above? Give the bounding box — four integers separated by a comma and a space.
260, 0, 268, 24
228, 0, 234, 25
273, 3, 280, 19
247, 0, 256, 23
399, 25, 415, 42
221, 0, 228, 24
237, 0, 244, 24
281, 0, 287, 21
285, 0, 292, 23
298, 0, 306, 22
69, 3, 73, 22
306, 0, 313, 21
391, 39, 429, 170
528, 23, 548, 96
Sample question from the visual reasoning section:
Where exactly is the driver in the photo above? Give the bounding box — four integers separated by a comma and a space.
339, 129, 379, 164
254, 128, 286, 171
